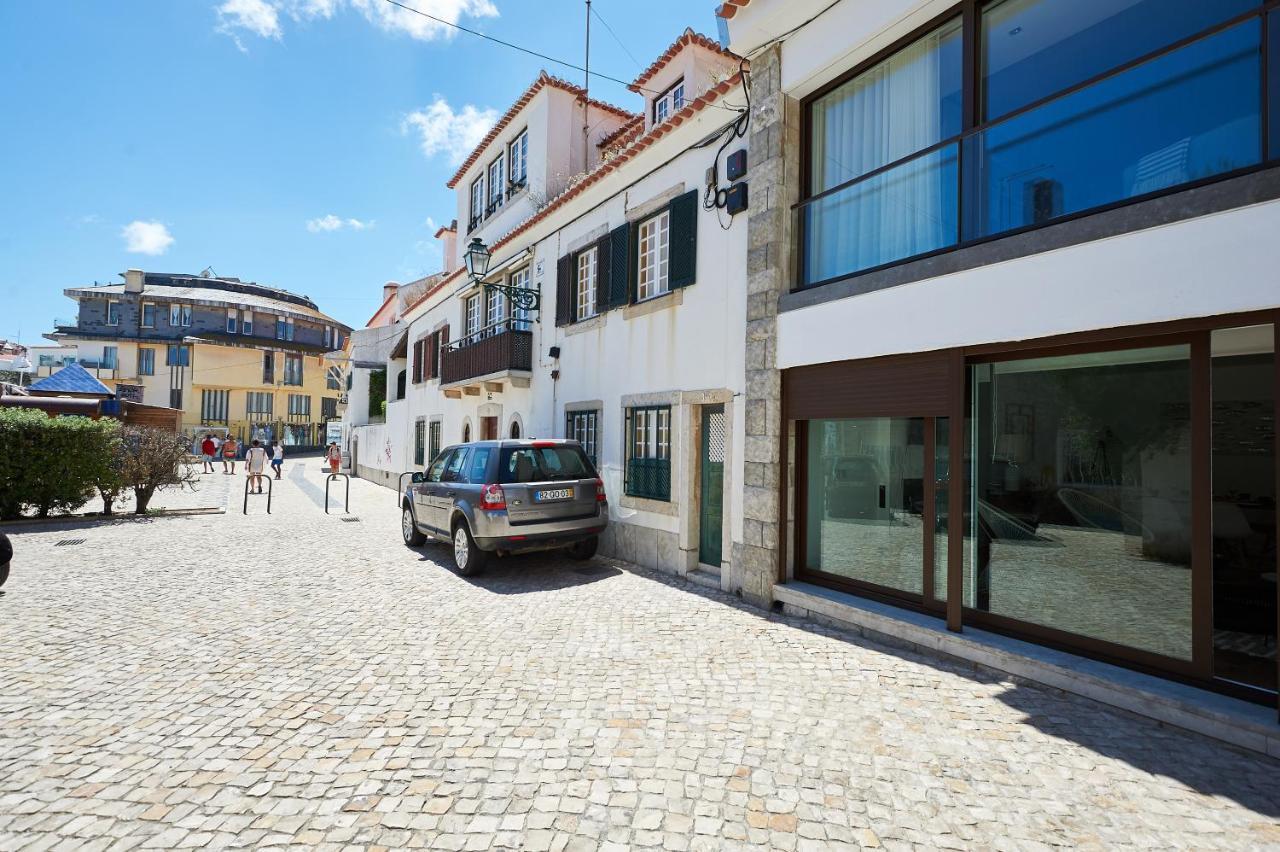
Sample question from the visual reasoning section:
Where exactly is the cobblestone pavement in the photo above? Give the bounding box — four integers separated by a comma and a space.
2, 463, 1278, 851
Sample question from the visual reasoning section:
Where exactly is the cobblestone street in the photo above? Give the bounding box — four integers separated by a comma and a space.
1, 461, 1278, 851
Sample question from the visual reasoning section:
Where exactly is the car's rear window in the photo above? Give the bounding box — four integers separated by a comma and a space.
498, 446, 594, 483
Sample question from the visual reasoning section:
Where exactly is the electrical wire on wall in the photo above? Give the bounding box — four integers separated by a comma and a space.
696, 60, 752, 230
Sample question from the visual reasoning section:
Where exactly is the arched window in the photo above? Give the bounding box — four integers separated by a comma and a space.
509, 420, 521, 439
395, 369, 406, 400
462, 423, 471, 443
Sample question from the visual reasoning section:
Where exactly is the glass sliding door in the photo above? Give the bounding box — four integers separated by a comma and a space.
803, 418, 928, 597
1210, 325, 1277, 694
967, 345, 1195, 661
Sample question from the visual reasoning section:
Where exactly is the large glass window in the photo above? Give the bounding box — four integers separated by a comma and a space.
967, 346, 1193, 660
810, 20, 962, 195
799, 5, 1272, 288
804, 418, 928, 596
636, 211, 670, 301
1210, 325, 1276, 693
981, 0, 1259, 121
802, 145, 958, 284
965, 20, 1262, 240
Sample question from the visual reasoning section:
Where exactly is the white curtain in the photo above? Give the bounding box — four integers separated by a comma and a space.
808, 22, 959, 282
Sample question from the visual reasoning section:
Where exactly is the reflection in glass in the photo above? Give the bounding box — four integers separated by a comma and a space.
802, 145, 958, 285
1211, 325, 1276, 693
966, 346, 1193, 660
933, 418, 950, 601
964, 21, 1261, 240
981, 0, 1260, 120
809, 19, 961, 194
805, 418, 926, 596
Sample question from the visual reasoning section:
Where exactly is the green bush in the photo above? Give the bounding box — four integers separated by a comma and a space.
0, 408, 120, 519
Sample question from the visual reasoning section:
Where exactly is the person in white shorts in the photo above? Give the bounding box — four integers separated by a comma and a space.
245, 440, 268, 494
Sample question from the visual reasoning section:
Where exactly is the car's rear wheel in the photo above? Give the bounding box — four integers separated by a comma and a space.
452, 522, 486, 576
566, 536, 598, 561
402, 505, 426, 546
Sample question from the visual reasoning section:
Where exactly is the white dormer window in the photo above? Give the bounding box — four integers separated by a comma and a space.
470, 176, 485, 230
487, 154, 505, 216
654, 79, 685, 124
508, 129, 528, 190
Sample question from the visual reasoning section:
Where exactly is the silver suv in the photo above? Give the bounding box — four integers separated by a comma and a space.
400, 439, 608, 575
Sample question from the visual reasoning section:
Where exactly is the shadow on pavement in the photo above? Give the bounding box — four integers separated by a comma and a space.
617, 560, 1280, 816
408, 543, 623, 594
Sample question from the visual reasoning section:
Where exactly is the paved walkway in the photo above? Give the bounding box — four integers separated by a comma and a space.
1, 463, 1278, 850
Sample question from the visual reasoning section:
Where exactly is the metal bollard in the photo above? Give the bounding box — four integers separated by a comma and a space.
325, 473, 350, 515
243, 475, 273, 515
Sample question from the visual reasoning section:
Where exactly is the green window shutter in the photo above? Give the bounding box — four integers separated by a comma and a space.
594, 234, 611, 316
555, 254, 575, 326
607, 224, 630, 309
668, 189, 699, 289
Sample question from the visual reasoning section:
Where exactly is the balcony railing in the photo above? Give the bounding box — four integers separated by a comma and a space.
441, 319, 532, 385
795, 16, 1267, 289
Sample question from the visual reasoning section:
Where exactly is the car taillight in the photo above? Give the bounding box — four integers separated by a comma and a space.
593, 478, 606, 503
481, 483, 506, 511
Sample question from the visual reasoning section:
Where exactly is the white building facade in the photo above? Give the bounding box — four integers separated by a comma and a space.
722, 0, 1280, 707
347, 33, 752, 584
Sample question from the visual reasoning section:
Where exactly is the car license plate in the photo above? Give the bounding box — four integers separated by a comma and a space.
535, 488, 573, 502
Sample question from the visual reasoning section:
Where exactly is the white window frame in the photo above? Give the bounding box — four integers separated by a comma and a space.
137, 347, 154, 376
487, 154, 505, 214
283, 353, 303, 386
141, 302, 156, 328
470, 176, 485, 226
226, 308, 237, 334
106, 300, 120, 326
654, 78, 685, 124
509, 267, 532, 331
485, 286, 506, 332
576, 247, 597, 321
170, 303, 191, 327
242, 311, 253, 335
464, 293, 482, 341
508, 130, 528, 188
636, 210, 671, 301
323, 325, 332, 348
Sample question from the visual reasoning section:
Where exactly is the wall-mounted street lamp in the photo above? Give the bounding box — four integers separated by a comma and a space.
464, 237, 541, 320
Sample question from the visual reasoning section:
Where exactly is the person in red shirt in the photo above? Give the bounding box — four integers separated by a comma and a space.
326, 442, 341, 475
200, 434, 216, 474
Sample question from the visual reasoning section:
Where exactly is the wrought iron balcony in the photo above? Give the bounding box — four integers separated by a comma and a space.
440, 319, 532, 385
506, 178, 527, 200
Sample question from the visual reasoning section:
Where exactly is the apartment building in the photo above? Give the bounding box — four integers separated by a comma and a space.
347, 31, 751, 583
45, 269, 350, 448
720, 0, 1280, 716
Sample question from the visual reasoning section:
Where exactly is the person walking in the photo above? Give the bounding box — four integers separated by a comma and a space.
269, 441, 284, 479
245, 440, 268, 494
221, 436, 238, 474
200, 433, 217, 474
326, 442, 341, 475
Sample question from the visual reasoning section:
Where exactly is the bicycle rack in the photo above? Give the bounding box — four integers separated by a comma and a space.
243, 475, 273, 515
397, 471, 418, 505
325, 473, 350, 515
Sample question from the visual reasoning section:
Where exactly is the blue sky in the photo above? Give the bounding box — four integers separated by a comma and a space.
0, 0, 722, 344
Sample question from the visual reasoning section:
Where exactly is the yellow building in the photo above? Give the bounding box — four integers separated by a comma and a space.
41, 269, 351, 449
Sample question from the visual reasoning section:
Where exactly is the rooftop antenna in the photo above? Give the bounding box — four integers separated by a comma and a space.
200, 266, 217, 278
582, 0, 591, 174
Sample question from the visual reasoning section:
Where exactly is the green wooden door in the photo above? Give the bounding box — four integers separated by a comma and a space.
699, 405, 726, 566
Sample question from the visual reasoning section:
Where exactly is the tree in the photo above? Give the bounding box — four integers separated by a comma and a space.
94, 435, 128, 515
117, 426, 199, 513
368, 368, 386, 421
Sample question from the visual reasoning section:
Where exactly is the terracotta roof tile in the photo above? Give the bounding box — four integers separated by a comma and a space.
596, 114, 644, 151
715, 0, 752, 20
629, 28, 741, 93
446, 72, 638, 189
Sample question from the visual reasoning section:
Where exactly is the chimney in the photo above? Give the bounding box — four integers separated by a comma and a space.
124, 269, 144, 293
437, 220, 458, 274
383, 281, 399, 304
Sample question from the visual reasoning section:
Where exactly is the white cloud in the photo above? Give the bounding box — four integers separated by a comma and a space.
306, 214, 375, 232
121, 221, 175, 255
402, 96, 498, 165
217, 0, 497, 47
216, 0, 281, 50
424, 216, 438, 231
